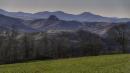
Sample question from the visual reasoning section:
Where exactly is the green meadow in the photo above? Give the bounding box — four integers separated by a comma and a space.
0, 54, 130, 73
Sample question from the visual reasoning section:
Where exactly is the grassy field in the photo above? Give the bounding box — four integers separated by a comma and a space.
0, 54, 130, 73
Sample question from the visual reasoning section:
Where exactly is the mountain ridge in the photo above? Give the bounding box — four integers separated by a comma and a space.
0, 9, 130, 22
0, 14, 39, 32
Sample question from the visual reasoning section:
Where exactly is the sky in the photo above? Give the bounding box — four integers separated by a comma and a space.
0, 0, 130, 18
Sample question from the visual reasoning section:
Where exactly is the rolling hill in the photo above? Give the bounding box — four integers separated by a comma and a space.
0, 54, 129, 73
0, 14, 38, 32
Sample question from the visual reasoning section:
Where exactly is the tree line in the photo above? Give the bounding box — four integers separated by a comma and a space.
0, 27, 129, 64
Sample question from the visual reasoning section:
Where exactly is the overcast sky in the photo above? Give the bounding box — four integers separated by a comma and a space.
0, 0, 130, 18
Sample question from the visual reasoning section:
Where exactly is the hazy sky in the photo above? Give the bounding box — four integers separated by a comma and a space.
0, 0, 130, 18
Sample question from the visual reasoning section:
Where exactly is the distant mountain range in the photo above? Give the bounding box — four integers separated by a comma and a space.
0, 9, 130, 38
0, 13, 111, 35
27, 15, 112, 35
0, 9, 130, 22
0, 14, 38, 32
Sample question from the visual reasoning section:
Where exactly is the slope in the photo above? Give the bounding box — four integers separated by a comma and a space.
0, 54, 129, 73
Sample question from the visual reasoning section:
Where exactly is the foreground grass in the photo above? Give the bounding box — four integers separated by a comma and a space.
0, 54, 130, 73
